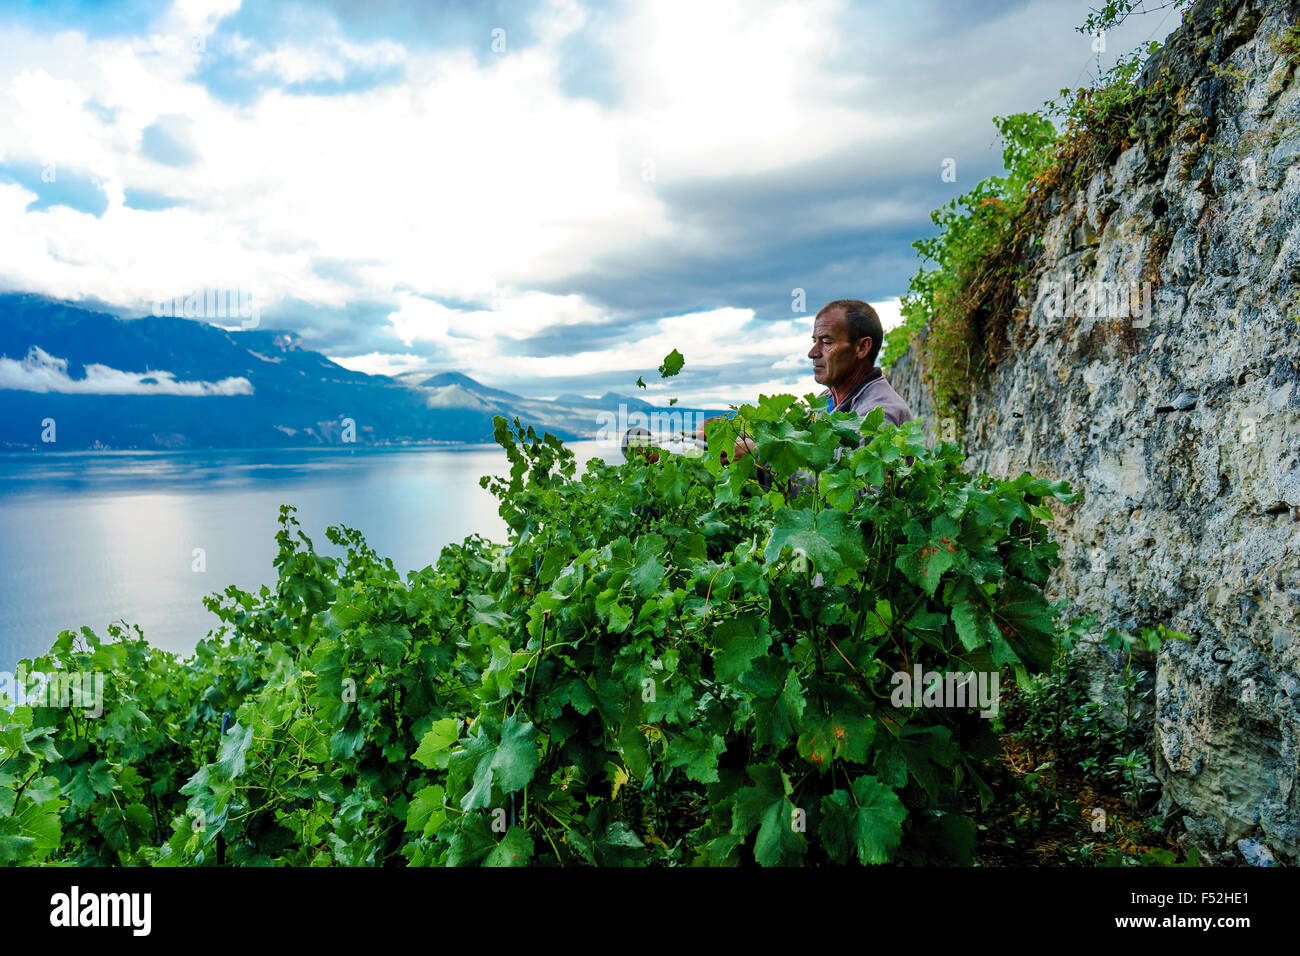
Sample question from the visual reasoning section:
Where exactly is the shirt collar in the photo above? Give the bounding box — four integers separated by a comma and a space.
823, 366, 883, 413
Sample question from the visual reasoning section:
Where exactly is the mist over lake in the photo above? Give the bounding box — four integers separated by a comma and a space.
0, 441, 617, 670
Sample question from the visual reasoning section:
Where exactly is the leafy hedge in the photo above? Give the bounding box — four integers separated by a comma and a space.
1, 396, 1076, 866
880, 111, 1058, 418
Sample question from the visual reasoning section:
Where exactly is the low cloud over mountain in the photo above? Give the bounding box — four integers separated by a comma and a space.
0, 345, 254, 396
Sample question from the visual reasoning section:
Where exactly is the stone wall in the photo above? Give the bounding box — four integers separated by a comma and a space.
891, 0, 1300, 865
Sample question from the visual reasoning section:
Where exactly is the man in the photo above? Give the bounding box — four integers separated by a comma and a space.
695, 298, 915, 462
809, 299, 914, 426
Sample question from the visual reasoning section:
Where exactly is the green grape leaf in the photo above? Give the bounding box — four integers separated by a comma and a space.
754, 420, 835, 475
461, 716, 539, 811
68, 759, 115, 810
895, 514, 962, 597
406, 785, 447, 838
594, 822, 645, 865
0, 820, 36, 865
797, 711, 876, 768
24, 774, 63, 806
991, 578, 1056, 671
664, 727, 726, 784
898, 725, 960, 800
217, 723, 255, 779
658, 349, 685, 378
912, 811, 978, 864
952, 585, 999, 652
330, 719, 366, 760
711, 614, 771, 681
545, 676, 598, 717
743, 658, 806, 748
361, 623, 409, 667
0, 798, 63, 864
764, 508, 865, 573
445, 813, 497, 867
484, 826, 534, 867
412, 718, 461, 770
731, 764, 805, 866
818, 775, 906, 864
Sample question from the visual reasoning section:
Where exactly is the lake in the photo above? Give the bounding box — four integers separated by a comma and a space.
0, 441, 619, 670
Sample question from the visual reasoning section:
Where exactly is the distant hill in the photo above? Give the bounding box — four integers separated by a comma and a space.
420, 371, 523, 404
552, 391, 657, 412
0, 294, 727, 450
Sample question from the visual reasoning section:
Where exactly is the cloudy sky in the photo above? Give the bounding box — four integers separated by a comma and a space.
0, 0, 1183, 407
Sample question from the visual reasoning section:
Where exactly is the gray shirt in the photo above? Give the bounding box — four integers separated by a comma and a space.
788, 369, 916, 504
817, 368, 916, 426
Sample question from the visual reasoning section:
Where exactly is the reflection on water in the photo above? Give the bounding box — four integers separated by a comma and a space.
0, 442, 617, 668
0, 446, 491, 494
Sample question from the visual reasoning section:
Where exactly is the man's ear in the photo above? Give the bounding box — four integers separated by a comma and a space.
856, 336, 873, 360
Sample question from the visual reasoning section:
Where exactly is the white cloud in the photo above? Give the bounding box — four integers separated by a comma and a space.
606, 0, 897, 182
385, 289, 608, 350
166, 0, 242, 38
328, 351, 429, 378
531, 0, 587, 45
251, 36, 407, 84
0, 0, 896, 329
875, 296, 904, 331
0, 346, 253, 395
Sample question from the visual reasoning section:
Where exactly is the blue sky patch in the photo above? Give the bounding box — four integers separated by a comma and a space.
0, 161, 108, 216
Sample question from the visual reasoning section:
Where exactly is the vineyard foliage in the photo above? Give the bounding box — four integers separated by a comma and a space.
1, 395, 1077, 866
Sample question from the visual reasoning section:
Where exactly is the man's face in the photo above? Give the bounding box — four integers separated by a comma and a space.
808, 307, 871, 388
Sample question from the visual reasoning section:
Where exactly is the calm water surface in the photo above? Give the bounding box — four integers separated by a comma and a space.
0, 442, 617, 669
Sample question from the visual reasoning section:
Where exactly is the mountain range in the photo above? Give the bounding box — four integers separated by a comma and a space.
0, 293, 726, 450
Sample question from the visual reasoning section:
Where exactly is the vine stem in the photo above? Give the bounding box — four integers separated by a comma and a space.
824, 634, 867, 692
701, 566, 724, 621
11, 767, 40, 804
808, 570, 829, 712
539, 820, 565, 866
517, 610, 549, 719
